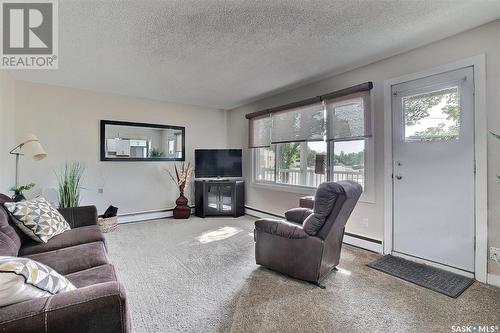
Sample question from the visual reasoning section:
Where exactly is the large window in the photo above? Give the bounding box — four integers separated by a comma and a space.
273, 141, 327, 187
249, 84, 372, 198
254, 139, 365, 189
326, 93, 369, 189
254, 146, 275, 182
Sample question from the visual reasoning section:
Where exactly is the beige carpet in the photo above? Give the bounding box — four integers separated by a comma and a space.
106, 216, 500, 333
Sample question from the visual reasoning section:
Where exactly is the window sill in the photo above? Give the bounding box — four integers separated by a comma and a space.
251, 181, 375, 204
251, 181, 317, 195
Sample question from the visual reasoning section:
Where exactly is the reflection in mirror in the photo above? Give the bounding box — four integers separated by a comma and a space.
101, 121, 185, 161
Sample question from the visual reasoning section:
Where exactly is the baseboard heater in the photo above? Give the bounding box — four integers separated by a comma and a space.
116, 205, 383, 254
344, 232, 382, 244
117, 206, 195, 224
244, 205, 383, 253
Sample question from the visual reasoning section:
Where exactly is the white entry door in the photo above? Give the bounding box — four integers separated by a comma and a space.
392, 67, 475, 273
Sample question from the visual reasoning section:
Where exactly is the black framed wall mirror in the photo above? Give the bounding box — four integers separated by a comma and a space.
100, 120, 185, 161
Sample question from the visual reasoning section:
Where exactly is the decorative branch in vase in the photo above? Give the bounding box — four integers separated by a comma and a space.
165, 162, 193, 219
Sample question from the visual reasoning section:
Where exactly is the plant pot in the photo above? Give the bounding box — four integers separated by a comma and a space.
173, 192, 190, 219
12, 192, 26, 202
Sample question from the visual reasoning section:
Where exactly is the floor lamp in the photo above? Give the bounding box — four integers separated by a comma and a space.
9, 134, 47, 187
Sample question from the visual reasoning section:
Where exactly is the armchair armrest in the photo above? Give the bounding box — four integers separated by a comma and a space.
58, 206, 98, 228
284, 208, 313, 224
255, 218, 309, 239
0, 282, 130, 333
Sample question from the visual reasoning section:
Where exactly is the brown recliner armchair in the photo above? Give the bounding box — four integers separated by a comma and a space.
254, 181, 362, 285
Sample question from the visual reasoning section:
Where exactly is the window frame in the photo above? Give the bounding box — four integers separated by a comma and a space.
329, 137, 374, 203
251, 92, 375, 203
273, 141, 327, 188
253, 145, 276, 185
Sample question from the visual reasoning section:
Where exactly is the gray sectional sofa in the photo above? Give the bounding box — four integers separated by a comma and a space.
0, 194, 130, 333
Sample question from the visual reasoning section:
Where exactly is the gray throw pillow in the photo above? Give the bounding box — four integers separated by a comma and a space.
4, 197, 71, 243
0, 256, 76, 307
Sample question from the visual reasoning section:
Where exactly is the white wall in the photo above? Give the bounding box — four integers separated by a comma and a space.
14, 81, 227, 214
227, 20, 500, 274
0, 71, 16, 194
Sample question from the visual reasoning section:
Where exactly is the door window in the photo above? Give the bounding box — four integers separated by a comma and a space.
403, 87, 460, 142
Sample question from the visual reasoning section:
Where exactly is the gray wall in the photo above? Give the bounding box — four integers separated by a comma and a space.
13, 81, 227, 214
0, 71, 16, 193
227, 20, 500, 275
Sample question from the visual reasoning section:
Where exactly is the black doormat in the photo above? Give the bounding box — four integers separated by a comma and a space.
367, 255, 474, 298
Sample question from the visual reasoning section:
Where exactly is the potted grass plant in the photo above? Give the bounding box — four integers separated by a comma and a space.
56, 161, 85, 208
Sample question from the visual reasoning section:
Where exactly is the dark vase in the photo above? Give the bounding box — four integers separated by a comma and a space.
173, 192, 191, 219
12, 191, 26, 202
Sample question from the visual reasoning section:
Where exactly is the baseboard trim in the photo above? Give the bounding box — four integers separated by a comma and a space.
117, 207, 195, 224
488, 273, 500, 288
244, 206, 383, 253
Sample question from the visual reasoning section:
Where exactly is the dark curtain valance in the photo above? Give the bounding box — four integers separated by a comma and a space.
247, 82, 373, 148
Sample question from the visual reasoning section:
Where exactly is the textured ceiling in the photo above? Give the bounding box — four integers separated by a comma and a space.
11, 0, 500, 109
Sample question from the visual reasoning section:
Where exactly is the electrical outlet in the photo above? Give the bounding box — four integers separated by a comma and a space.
362, 218, 369, 228
97, 188, 104, 194
490, 247, 500, 260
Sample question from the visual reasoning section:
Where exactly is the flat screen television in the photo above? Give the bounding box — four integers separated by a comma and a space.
195, 149, 242, 178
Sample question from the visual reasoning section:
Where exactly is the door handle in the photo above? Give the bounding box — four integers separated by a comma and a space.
395, 175, 403, 180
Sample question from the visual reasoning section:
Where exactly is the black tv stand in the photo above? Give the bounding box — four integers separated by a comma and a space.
195, 180, 245, 217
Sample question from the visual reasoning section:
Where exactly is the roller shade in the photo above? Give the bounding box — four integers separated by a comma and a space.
249, 114, 271, 148
246, 82, 373, 147
271, 102, 325, 144
326, 91, 371, 141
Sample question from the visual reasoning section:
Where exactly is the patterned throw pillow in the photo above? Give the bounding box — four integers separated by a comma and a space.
3, 197, 71, 243
0, 256, 76, 307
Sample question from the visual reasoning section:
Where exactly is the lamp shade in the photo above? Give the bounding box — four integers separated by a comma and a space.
18, 133, 47, 160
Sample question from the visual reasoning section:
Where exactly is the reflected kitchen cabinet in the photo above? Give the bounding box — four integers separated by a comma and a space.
100, 120, 185, 161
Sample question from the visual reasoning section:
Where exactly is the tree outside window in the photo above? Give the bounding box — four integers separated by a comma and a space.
404, 87, 460, 141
